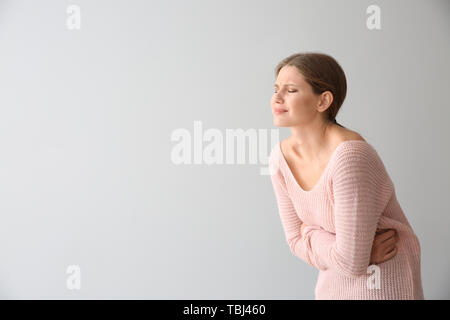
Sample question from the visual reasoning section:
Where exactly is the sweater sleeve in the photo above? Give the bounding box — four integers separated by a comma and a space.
314, 144, 394, 278
269, 148, 337, 271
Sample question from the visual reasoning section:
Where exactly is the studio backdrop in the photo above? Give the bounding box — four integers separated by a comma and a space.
0, 0, 449, 299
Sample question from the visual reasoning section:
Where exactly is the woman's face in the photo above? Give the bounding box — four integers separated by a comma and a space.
271, 65, 320, 127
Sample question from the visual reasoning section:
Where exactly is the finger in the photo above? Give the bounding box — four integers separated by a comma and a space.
375, 228, 388, 235
379, 229, 397, 244
382, 244, 396, 258
380, 235, 397, 249
374, 240, 395, 256
382, 246, 398, 261
373, 230, 394, 245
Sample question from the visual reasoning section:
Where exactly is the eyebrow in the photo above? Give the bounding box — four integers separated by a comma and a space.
274, 83, 298, 87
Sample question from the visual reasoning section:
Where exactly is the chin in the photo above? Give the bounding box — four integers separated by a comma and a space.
273, 120, 289, 128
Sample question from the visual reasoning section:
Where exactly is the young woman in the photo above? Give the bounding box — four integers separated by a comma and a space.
269, 52, 424, 300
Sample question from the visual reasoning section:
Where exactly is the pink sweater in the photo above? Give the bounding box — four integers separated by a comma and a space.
269, 140, 424, 299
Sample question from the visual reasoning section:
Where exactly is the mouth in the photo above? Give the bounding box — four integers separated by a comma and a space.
274, 108, 288, 115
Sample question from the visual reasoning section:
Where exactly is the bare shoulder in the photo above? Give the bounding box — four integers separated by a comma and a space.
345, 131, 366, 142
333, 126, 366, 143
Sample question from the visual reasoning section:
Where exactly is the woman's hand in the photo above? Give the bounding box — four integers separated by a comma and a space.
370, 228, 399, 265
300, 224, 399, 265
300, 223, 307, 237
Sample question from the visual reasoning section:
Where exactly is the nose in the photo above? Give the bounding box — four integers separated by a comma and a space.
273, 93, 283, 104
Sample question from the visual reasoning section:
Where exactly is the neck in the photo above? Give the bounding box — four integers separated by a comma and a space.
288, 120, 334, 163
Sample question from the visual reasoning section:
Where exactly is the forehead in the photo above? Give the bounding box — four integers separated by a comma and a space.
275, 65, 305, 85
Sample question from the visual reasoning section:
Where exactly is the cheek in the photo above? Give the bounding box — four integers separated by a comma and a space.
287, 94, 303, 107
291, 93, 313, 107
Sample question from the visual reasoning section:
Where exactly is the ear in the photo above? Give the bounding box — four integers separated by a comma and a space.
317, 91, 333, 112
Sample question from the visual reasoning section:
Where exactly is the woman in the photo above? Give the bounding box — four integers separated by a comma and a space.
269, 52, 424, 299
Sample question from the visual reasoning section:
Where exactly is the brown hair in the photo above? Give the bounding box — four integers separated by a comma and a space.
275, 52, 347, 128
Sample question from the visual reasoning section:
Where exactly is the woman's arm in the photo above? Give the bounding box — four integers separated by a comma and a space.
307, 144, 394, 278
270, 165, 337, 271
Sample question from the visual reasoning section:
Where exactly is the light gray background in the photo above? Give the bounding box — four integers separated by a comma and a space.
0, 0, 449, 299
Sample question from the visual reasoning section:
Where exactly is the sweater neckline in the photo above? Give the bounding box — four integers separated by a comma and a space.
278, 139, 369, 193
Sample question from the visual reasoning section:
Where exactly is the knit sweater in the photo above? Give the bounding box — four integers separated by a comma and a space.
269, 139, 424, 300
